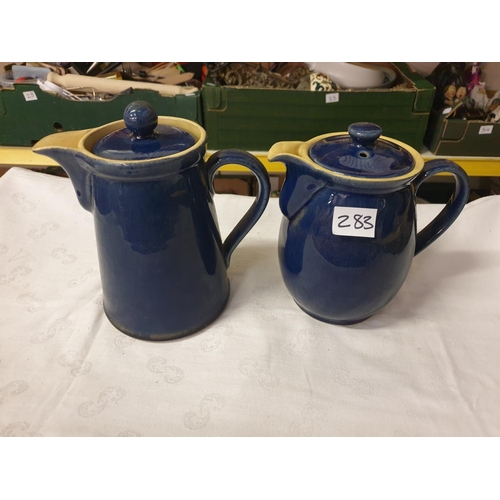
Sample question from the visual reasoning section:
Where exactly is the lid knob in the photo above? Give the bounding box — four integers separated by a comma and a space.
123, 100, 158, 139
348, 122, 382, 147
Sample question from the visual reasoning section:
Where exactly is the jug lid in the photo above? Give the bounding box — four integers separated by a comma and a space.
93, 101, 197, 160
308, 122, 415, 178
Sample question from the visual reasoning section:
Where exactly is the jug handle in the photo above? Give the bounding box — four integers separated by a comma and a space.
413, 159, 470, 256
206, 150, 271, 266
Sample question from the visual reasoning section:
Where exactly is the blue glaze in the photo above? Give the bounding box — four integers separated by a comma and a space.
94, 102, 196, 161
32, 102, 271, 340
309, 122, 415, 178
94, 125, 197, 161
269, 125, 470, 325
123, 100, 158, 137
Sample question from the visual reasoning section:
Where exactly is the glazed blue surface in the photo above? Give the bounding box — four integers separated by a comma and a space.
94, 124, 197, 161
123, 100, 158, 137
94, 102, 196, 161
309, 122, 415, 178
279, 184, 416, 323
92, 168, 229, 339
272, 147, 470, 325
34, 109, 271, 340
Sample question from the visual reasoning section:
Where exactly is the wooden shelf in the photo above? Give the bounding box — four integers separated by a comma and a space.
1, 145, 500, 177
420, 148, 500, 177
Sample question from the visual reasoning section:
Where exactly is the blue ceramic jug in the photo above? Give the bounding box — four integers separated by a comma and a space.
33, 101, 271, 340
268, 123, 470, 325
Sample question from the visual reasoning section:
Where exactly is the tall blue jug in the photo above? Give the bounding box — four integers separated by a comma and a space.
33, 101, 271, 340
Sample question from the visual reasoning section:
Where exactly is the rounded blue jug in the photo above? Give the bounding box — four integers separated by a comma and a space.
268, 123, 470, 325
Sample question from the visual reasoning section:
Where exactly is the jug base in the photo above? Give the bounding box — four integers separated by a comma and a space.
103, 287, 230, 342
295, 302, 372, 326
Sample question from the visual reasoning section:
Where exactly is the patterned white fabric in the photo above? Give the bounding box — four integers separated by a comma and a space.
1, 167, 499, 436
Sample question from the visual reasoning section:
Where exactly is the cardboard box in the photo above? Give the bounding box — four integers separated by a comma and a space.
202, 63, 434, 152
213, 175, 254, 196
0, 84, 201, 147
424, 107, 500, 156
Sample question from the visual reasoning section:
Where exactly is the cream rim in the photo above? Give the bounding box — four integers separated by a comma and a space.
296, 132, 424, 183
79, 116, 207, 163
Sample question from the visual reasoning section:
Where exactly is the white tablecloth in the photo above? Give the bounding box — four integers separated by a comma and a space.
1, 167, 499, 437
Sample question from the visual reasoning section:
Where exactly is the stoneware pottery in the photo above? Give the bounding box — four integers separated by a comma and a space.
33, 101, 271, 340
268, 122, 470, 325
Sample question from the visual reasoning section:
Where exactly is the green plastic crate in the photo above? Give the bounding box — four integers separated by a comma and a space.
424, 107, 500, 157
0, 84, 201, 147
202, 63, 434, 152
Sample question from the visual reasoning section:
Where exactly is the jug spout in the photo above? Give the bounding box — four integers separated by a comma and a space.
268, 140, 304, 162
268, 141, 325, 219
33, 130, 93, 212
